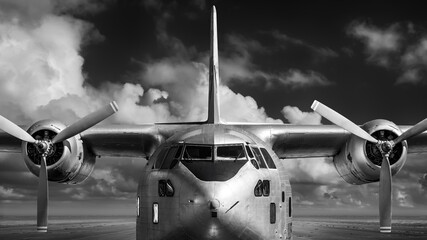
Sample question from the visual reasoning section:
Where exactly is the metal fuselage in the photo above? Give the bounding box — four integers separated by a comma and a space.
137, 124, 292, 240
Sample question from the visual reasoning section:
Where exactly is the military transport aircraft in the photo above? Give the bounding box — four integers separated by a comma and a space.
2, 5, 427, 240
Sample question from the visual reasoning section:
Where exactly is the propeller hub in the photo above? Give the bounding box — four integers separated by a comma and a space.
365, 129, 403, 167
36, 141, 48, 152
378, 141, 393, 155
35, 140, 55, 156
27, 130, 64, 166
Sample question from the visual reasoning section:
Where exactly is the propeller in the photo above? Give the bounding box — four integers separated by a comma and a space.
311, 100, 427, 233
52, 101, 118, 144
0, 101, 118, 232
0, 115, 37, 143
311, 101, 378, 143
379, 154, 392, 233
394, 118, 427, 144
37, 156, 48, 232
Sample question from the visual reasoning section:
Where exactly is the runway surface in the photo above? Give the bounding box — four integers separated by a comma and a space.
1, 215, 427, 239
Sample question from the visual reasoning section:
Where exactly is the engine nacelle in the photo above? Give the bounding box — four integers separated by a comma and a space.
22, 120, 96, 184
333, 119, 408, 185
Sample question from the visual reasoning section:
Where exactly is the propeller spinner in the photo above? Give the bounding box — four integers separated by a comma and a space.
311, 100, 427, 233
0, 101, 118, 232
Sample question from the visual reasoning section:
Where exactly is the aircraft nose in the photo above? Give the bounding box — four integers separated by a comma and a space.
178, 163, 257, 239
180, 181, 248, 239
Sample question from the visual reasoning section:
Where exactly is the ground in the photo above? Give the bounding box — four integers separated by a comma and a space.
1, 215, 426, 240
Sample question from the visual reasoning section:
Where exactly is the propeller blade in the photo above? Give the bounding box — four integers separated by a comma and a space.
311, 100, 378, 143
0, 115, 36, 143
379, 154, 392, 233
52, 101, 118, 144
37, 156, 48, 232
394, 118, 427, 144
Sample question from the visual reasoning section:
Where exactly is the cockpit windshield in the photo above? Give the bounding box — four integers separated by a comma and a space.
180, 144, 248, 181
181, 144, 247, 161
183, 145, 213, 161
216, 145, 246, 161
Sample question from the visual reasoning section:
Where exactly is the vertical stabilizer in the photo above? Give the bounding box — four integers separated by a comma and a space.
207, 6, 221, 124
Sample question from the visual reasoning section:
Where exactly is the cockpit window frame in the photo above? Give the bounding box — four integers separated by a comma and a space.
154, 143, 256, 171
215, 144, 248, 162
181, 143, 250, 162
153, 147, 169, 169
160, 145, 183, 169
260, 147, 277, 169
183, 144, 214, 161
251, 146, 268, 169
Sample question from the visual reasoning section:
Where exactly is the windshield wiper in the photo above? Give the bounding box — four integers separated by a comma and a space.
184, 148, 193, 162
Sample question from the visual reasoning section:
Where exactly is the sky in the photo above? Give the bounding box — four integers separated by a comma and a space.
2, 0, 427, 218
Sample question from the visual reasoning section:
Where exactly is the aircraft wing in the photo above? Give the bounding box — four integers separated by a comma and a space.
399, 125, 427, 154
3, 123, 427, 159
0, 124, 196, 158
80, 124, 200, 158
238, 124, 427, 159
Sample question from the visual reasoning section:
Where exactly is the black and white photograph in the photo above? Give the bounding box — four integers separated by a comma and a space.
1, 0, 427, 239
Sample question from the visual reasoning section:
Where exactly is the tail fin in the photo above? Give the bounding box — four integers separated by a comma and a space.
207, 6, 221, 124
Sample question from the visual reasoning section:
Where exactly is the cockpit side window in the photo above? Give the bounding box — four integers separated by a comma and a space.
251, 146, 267, 169
216, 145, 246, 161
154, 147, 169, 169
245, 146, 254, 158
183, 145, 213, 161
246, 146, 259, 169
260, 148, 276, 169
160, 146, 182, 169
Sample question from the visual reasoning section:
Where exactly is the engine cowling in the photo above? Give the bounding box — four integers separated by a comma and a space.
333, 119, 408, 185
21, 120, 96, 184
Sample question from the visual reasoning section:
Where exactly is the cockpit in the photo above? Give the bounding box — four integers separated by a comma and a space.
151, 143, 276, 181
182, 145, 247, 161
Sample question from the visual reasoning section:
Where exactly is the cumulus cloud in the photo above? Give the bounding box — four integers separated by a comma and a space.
281, 105, 322, 124
348, 22, 401, 67
0, 0, 375, 213
0, 1, 122, 125
0, 0, 292, 205
349, 21, 427, 84
220, 86, 281, 123
350, 22, 401, 51
282, 106, 342, 204
220, 34, 333, 89
287, 158, 340, 185
0, 0, 284, 126
398, 38, 427, 84
280, 105, 372, 208
0, 15, 87, 116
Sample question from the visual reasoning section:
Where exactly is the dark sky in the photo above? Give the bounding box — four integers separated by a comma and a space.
80, 0, 427, 124
1, 0, 427, 218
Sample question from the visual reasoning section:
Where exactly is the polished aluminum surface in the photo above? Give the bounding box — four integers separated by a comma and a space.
137, 124, 292, 240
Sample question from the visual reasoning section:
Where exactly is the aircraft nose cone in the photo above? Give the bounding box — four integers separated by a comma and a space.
209, 199, 221, 210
